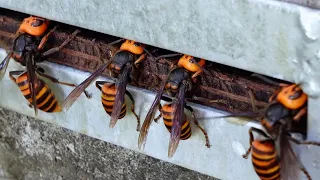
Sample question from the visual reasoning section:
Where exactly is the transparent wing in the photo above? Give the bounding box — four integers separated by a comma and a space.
109, 65, 131, 128
0, 51, 12, 79
62, 61, 111, 111
26, 52, 38, 116
168, 83, 186, 158
138, 73, 168, 150
279, 131, 300, 180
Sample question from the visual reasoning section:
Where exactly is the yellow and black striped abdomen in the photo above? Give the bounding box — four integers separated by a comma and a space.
251, 140, 280, 180
101, 83, 126, 119
16, 72, 61, 113
162, 104, 191, 140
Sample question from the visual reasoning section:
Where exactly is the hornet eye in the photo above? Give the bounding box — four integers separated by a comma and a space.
31, 19, 44, 27
194, 57, 200, 62
289, 90, 303, 100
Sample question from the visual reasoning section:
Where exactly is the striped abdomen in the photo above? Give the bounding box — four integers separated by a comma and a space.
251, 140, 280, 180
162, 104, 191, 140
16, 72, 61, 113
101, 83, 126, 119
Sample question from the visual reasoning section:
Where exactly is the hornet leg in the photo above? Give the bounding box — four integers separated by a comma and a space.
191, 69, 203, 83
154, 104, 163, 123
268, 89, 281, 103
38, 26, 58, 50
107, 39, 124, 47
287, 139, 312, 180
38, 70, 91, 99
95, 81, 112, 91
134, 54, 146, 67
248, 89, 258, 112
243, 127, 269, 159
185, 105, 211, 148
156, 53, 182, 60
293, 107, 307, 122
42, 29, 80, 57
126, 90, 140, 131
288, 135, 320, 146
9, 70, 25, 83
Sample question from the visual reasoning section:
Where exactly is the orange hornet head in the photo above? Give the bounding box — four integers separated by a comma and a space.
18, 16, 50, 36
276, 84, 307, 109
120, 40, 144, 55
177, 54, 205, 72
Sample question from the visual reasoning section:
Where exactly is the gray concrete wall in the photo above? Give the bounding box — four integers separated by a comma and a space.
0, 107, 218, 180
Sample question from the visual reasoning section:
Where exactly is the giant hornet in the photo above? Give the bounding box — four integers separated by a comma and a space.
0, 16, 90, 115
64, 39, 153, 131
211, 74, 320, 180
138, 54, 210, 158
